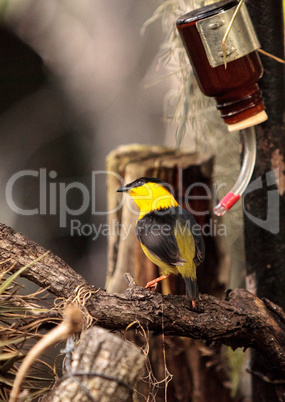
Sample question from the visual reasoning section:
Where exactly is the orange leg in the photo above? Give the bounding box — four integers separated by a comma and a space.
145, 274, 170, 291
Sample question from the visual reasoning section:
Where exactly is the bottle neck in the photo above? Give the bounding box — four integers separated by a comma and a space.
215, 83, 267, 127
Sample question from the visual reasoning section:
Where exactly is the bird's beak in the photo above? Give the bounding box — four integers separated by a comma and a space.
116, 185, 129, 193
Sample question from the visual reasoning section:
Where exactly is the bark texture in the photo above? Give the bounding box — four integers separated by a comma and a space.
43, 327, 145, 402
245, 1, 285, 400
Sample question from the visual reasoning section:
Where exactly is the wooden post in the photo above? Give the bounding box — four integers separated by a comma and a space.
106, 144, 229, 296
106, 145, 233, 400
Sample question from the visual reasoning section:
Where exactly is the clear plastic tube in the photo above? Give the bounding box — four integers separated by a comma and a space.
214, 126, 256, 216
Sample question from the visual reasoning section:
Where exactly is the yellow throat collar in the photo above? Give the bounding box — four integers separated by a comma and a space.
128, 182, 179, 218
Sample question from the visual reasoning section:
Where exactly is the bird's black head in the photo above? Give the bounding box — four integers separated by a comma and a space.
116, 177, 164, 192
116, 177, 178, 212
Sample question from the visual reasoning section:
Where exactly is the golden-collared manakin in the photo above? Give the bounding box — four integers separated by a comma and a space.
117, 177, 205, 302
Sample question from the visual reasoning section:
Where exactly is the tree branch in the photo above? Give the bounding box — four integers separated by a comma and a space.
1, 223, 285, 378
0, 223, 88, 295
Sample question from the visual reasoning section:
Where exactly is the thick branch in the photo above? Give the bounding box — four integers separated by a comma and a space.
0, 223, 88, 294
85, 286, 285, 377
1, 223, 285, 377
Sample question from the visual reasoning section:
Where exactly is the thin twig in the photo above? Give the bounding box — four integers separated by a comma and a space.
258, 48, 285, 64
222, 0, 244, 69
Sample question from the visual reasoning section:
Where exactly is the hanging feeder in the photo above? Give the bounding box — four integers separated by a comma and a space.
176, 0, 267, 215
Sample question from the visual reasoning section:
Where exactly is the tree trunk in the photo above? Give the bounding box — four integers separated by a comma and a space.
42, 327, 145, 402
244, 1, 285, 400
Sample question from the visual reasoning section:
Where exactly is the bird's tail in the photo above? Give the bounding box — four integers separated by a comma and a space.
184, 277, 198, 300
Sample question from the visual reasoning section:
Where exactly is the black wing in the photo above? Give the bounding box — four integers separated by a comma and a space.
136, 211, 185, 266
180, 208, 205, 265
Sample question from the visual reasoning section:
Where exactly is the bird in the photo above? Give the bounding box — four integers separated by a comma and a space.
116, 177, 205, 304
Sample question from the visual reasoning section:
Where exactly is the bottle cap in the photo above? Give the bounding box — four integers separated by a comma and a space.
227, 110, 268, 132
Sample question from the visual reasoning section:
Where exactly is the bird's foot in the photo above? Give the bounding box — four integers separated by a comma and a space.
145, 274, 170, 291
145, 282, 158, 292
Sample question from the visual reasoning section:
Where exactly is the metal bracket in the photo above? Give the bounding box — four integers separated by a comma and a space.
196, 3, 260, 68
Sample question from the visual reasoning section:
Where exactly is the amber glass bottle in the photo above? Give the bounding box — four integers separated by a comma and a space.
176, 0, 268, 131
